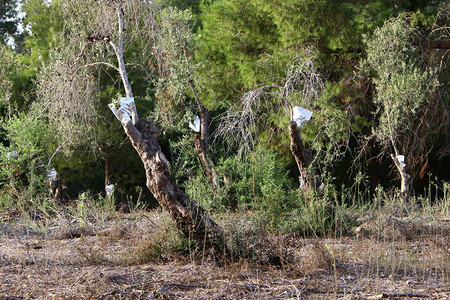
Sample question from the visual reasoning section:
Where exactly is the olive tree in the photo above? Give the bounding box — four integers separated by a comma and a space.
36, 0, 225, 254
217, 54, 325, 192
361, 15, 445, 196
152, 7, 220, 190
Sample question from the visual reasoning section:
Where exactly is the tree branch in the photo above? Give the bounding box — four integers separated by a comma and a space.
413, 39, 450, 49
111, 2, 138, 124
77, 62, 119, 73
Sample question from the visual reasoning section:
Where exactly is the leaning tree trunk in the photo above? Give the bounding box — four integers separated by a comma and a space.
107, 3, 226, 255
121, 119, 225, 253
289, 121, 320, 192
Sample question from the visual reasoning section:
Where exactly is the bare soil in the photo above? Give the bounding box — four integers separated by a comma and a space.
0, 211, 448, 299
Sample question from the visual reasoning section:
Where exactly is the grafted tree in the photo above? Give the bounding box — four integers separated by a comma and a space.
36, 0, 226, 254
217, 55, 324, 192
189, 79, 221, 189
361, 15, 448, 197
151, 8, 220, 190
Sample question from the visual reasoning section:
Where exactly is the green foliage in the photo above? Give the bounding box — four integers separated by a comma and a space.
182, 168, 215, 209
196, 0, 398, 109
0, 1, 59, 118
186, 157, 365, 236
185, 146, 298, 232
197, 0, 397, 182
0, 44, 17, 114
21, 0, 62, 73
0, 112, 58, 201
0, 43, 33, 115
363, 16, 437, 140
0, 0, 21, 45
249, 148, 298, 231
294, 194, 334, 237
360, 15, 443, 181
152, 7, 198, 127
158, 0, 203, 15
197, 0, 281, 108
253, 0, 394, 53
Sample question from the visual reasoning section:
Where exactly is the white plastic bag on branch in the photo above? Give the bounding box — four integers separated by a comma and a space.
47, 168, 57, 183
6, 151, 18, 160
396, 155, 406, 168
105, 184, 115, 196
292, 106, 313, 127
189, 116, 201, 132
108, 97, 136, 125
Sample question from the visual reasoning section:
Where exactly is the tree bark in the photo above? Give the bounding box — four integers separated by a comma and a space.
194, 132, 220, 188
189, 80, 220, 189
390, 136, 411, 198
391, 153, 411, 197
122, 118, 226, 254
289, 121, 319, 191
109, 2, 226, 255
104, 147, 112, 187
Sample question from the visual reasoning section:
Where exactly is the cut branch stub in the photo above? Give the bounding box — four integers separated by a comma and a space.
391, 153, 411, 196
108, 97, 138, 125
289, 121, 319, 191
189, 116, 201, 132
105, 184, 115, 196
396, 155, 406, 168
292, 106, 313, 127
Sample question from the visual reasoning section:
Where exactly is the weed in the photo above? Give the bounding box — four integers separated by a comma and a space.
76, 246, 108, 265
124, 213, 196, 264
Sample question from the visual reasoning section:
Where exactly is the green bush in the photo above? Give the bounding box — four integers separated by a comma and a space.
185, 146, 298, 232
0, 113, 58, 204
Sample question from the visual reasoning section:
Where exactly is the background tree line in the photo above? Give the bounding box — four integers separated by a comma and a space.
0, 0, 448, 234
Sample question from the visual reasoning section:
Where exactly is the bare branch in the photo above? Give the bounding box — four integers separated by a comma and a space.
47, 136, 73, 166
216, 85, 280, 154
79, 61, 119, 72
216, 55, 324, 155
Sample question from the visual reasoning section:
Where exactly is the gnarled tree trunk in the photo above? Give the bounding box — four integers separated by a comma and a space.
289, 121, 321, 192
108, 3, 226, 255
122, 118, 226, 254
193, 130, 220, 189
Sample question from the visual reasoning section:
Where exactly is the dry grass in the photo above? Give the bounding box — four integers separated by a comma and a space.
0, 202, 449, 299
